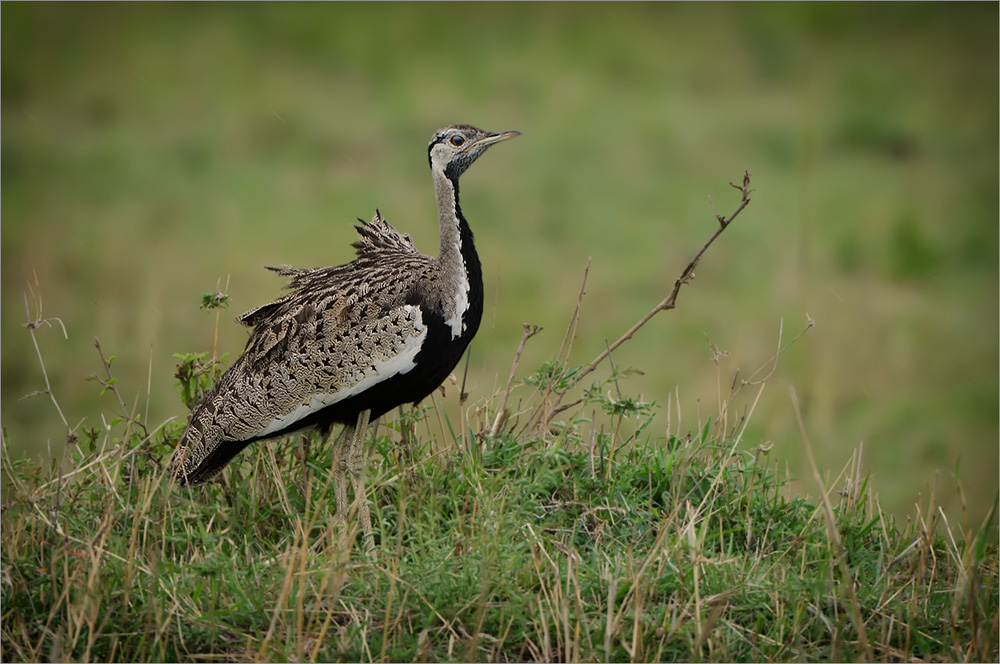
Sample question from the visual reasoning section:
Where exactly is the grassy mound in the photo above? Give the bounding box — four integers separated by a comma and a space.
2, 351, 996, 662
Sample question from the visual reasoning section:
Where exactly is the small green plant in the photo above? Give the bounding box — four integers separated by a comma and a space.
174, 284, 232, 409
200, 290, 231, 312
173, 350, 227, 409
523, 360, 579, 393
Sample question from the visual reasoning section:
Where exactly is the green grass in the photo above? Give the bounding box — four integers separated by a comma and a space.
2, 323, 997, 662
2, 3, 998, 528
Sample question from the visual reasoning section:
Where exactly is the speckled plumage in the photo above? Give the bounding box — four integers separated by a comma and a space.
169, 125, 518, 556
172, 212, 438, 484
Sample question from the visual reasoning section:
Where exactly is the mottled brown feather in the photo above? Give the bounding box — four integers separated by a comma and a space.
171, 211, 439, 484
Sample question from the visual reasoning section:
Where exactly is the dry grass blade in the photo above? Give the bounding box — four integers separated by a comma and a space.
791, 385, 876, 662
21, 287, 74, 447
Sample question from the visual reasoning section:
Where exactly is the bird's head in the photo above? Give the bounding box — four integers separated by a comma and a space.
428, 124, 520, 180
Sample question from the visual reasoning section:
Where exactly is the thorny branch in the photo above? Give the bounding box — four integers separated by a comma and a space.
538, 171, 753, 430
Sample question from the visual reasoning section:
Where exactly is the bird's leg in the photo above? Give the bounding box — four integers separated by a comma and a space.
331, 425, 352, 532
347, 408, 376, 560
297, 434, 312, 496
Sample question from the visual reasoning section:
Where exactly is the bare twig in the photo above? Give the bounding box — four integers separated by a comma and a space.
93, 338, 148, 438
577, 171, 751, 384
713, 315, 816, 441
537, 171, 753, 430
490, 323, 542, 438
555, 259, 590, 369
22, 288, 75, 446
741, 314, 816, 387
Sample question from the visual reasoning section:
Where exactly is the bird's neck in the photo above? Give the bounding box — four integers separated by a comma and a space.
433, 165, 483, 341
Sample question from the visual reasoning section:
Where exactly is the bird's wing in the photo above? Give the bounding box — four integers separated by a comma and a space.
237, 210, 420, 329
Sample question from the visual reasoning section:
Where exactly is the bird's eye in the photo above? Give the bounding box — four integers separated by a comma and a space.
449, 135, 466, 147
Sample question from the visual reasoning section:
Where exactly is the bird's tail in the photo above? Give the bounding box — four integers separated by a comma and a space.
170, 417, 252, 486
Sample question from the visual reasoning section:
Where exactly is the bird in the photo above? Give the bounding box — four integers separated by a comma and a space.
169, 124, 519, 558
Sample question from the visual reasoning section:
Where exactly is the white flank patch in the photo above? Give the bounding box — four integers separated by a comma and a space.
257, 306, 426, 437
430, 167, 471, 340
445, 261, 469, 340
443, 197, 470, 340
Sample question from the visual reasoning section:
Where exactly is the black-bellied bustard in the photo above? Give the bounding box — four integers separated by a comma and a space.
170, 125, 519, 558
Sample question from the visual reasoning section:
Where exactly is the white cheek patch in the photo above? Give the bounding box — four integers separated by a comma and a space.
257, 306, 426, 437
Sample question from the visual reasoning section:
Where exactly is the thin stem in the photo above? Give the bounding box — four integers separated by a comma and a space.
490, 323, 542, 438
23, 291, 73, 445
576, 172, 752, 386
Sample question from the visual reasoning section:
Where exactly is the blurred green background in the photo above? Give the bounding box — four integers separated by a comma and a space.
3, 3, 997, 524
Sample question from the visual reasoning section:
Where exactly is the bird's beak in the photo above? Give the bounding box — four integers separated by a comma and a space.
471, 130, 521, 150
